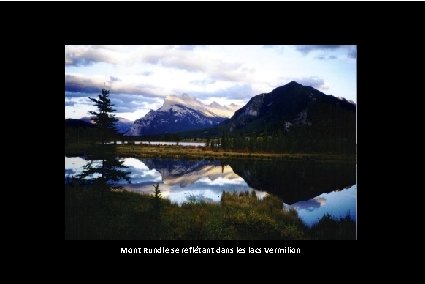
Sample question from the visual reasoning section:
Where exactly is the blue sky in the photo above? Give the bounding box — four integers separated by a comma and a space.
65, 45, 356, 121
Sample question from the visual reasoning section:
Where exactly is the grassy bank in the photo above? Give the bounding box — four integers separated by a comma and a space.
65, 142, 355, 163
65, 183, 356, 240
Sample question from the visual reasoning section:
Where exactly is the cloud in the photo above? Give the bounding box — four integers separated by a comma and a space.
65, 75, 105, 94
297, 76, 329, 90
175, 45, 198, 51
262, 45, 285, 53
196, 176, 246, 186
65, 45, 118, 66
296, 45, 356, 59
315, 55, 337, 60
109, 76, 120, 82
190, 78, 216, 86
348, 47, 357, 59
138, 71, 153, 76
209, 63, 253, 82
296, 45, 343, 54
162, 56, 208, 73
65, 74, 161, 98
139, 47, 248, 82
274, 76, 329, 91
65, 73, 166, 115
293, 197, 327, 211
189, 83, 254, 100
65, 45, 356, 120
110, 94, 160, 113
65, 91, 91, 98
65, 83, 162, 114
64, 97, 92, 105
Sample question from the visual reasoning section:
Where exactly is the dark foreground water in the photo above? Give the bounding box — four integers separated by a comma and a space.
65, 156, 356, 226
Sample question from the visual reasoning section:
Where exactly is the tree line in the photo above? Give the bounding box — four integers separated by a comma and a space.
206, 128, 355, 154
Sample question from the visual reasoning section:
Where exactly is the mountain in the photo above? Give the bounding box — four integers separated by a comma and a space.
65, 119, 94, 128
158, 94, 239, 118
127, 94, 240, 136
207, 100, 240, 117
225, 81, 355, 133
127, 104, 226, 136
184, 81, 356, 153
81, 116, 133, 134
114, 117, 133, 134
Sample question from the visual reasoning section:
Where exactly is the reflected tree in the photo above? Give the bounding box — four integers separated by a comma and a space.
78, 148, 131, 189
77, 89, 131, 190
152, 183, 162, 239
153, 183, 161, 199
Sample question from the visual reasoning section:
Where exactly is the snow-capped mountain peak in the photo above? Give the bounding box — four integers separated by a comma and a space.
158, 94, 239, 118
127, 93, 241, 136
209, 101, 222, 108
160, 94, 205, 112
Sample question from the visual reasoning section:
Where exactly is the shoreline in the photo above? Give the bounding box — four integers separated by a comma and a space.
65, 143, 356, 163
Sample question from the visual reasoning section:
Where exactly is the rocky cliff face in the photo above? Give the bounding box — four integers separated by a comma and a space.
127, 94, 240, 136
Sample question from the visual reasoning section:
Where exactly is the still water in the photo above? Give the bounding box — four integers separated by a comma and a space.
283, 185, 356, 226
65, 156, 356, 226
106, 141, 206, 147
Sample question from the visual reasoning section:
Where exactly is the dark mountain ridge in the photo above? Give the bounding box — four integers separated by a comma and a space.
225, 81, 355, 134
180, 81, 356, 154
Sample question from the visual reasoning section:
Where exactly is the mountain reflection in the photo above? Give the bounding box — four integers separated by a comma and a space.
227, 159, 356, 204
65, 156, 355, 205
117, 158, 266, 204
284, 185, 357, 226
65, 156, 356, 224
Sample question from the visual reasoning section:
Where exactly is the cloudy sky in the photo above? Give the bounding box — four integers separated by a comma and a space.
65, 45, 356, 121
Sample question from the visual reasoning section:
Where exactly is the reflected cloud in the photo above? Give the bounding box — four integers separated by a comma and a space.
65, 156, 356, 225
196, 176, 246, 186
66, 156, 267, 204
291, 197, 327, 212
122, 158, 150, 170
289, 185, 357, 227
117, 158, 162, 185
65, 156, 102, 179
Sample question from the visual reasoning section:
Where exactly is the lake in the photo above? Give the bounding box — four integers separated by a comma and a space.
65, 156, 356, 226
105, 141, 206, 147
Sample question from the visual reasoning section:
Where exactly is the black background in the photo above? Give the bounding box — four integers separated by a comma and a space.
2, 1, 420, 264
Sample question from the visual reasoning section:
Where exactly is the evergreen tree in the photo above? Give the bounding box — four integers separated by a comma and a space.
89, 89, 118, 145
77, 89, 130, 190
221, 132, 227, 150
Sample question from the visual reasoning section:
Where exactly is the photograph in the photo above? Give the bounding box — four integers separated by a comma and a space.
65, 45, 356, 240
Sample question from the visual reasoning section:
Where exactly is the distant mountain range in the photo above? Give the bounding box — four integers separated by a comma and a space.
80, 116, 133, 134
126, 94, 240, 136
160, 94, 239, 118
65, 81, 355, 153
65, 118, 94, 128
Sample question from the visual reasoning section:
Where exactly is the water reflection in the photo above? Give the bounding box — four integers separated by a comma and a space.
120, 158, 266, 204
285, 185, 357, 226
65, 157, 102, 179
65, 156, 356, 225
105, 141, 205, 147
228, 159, 356, 204
65, 157, 266, 204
